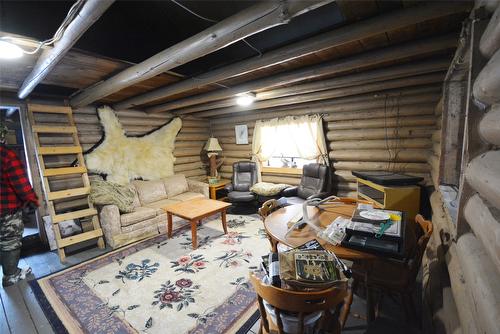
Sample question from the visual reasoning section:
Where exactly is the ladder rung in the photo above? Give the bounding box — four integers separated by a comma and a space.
48, 187, 91, 200
29, 104, 71, 114
39, 146, 82, 155
44, 166, 87, 176
58, 229, 103, 248
52, 208, 97, 223
32, 125, 77, 133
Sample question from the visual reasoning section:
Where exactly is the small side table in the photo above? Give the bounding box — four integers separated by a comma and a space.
208, 179, 230, 200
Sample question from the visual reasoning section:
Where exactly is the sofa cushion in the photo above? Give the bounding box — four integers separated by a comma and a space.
250, 182, 290, 196
132, 180, 167, 205
171, 192, 205, 202
145, 198, 181, 212
120, 207, 158, 227
163, 174, 189, 198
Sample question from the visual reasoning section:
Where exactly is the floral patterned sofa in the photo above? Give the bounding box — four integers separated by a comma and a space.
99, 174, 208, 249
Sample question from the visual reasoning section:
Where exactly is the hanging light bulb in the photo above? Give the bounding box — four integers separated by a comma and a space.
236, 93, 256, 107
0, 40, 23, 59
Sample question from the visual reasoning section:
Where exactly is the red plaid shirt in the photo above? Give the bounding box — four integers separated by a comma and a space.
1, 144, 39, 217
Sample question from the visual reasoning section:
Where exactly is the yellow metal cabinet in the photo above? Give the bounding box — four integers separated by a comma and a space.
356, 177, 420, 220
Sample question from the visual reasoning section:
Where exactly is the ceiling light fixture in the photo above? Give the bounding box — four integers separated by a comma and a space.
236, 93, 256, 107
0, 40, 23, 59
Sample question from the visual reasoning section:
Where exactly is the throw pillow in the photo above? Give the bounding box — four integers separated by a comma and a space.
90, 180, 136, 213
250, 182, 290, 196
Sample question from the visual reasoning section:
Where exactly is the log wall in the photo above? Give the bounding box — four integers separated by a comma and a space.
210, 85, 440, 197
32, 106, 209, 213
425, 3, 500, 333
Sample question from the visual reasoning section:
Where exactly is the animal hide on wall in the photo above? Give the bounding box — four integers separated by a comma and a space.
85, 106, 182, 184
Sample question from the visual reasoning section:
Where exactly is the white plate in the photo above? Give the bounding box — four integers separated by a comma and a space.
359, 210, 391, 221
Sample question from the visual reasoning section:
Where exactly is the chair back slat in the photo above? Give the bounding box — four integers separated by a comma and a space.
259, 199, 279, 219
408, 214, 433, 279
250, 273, 347, 333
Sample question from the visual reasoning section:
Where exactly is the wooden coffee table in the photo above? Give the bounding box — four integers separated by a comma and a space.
164, 198, 231, 249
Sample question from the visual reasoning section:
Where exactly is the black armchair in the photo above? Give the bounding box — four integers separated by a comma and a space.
282, 163, 331, 204
225, 161, 258, 205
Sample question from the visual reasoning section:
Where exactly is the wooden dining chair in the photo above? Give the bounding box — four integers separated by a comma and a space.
352, 214, 434, 323
259, 199, 279, 219
250, 273, 347, 334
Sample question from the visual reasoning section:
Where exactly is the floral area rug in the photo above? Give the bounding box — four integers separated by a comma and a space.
31, 214, 269, 334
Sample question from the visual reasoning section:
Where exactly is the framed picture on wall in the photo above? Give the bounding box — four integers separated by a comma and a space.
235, 124, 248, 144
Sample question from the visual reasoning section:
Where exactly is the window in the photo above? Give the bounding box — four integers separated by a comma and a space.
252, 114, 328, 173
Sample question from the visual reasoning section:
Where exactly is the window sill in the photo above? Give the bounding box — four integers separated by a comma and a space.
262, 166, 302, 175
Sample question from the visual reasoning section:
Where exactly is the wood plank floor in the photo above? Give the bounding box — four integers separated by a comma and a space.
1, 245, 422, 334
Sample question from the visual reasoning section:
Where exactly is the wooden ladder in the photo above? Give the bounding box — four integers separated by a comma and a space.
27, 103, 104, 262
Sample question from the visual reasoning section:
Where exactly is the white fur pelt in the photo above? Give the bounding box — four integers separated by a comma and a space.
85, 106, 182, 184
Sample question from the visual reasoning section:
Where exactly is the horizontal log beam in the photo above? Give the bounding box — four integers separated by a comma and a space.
70, 0, 332, 107
329, 149, 431, 162
323, 104, 435, 122
333, 161, 430, 173
115, 2, 468, 110
456, 232, 500, 334
329, 138, 432, 150
464, 194, 500, 271
327, 126, 435, 141
193, 73, 446, 118
478, 104, 500, 145
210, 87, 441, 124
154, 56, 450, 114
473, 49, 500, 105
479, 4, 500, 58
18, 0, 115, 99
465, 150, 500, 209
327, 115, 436, 130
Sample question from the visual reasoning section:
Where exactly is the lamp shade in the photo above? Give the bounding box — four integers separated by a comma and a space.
204, 137, 222, 152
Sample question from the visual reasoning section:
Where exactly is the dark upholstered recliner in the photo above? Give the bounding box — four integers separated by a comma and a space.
282, 163, 331, 205
225, 161, 258, 204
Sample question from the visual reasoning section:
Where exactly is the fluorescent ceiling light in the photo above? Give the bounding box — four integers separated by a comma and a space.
236, 93, 256, 107
0, 40, 23, 59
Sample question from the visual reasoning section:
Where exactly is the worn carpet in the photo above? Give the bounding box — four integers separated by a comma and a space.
31, 214, 269, 334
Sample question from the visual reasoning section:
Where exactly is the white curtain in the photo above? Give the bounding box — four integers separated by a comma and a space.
251, 114, 328, 181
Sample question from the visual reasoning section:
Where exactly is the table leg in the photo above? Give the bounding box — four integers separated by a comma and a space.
221, 209, 228, 234
167, 212, 173, 238
191, 220, 198, 249
364, 262, 376, 323
210, 187, 216, 200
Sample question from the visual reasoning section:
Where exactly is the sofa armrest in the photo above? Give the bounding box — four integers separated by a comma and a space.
282, 186, 298, 197
187, 179, 209, 198
99, 205, 122, 248
224, 183, 234, 192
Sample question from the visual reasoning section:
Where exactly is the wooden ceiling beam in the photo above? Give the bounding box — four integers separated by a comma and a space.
171, 58, 450, 115
17, 0, 115, 99
149, 34, 455, 114
192, 72, 445, 118
114, 1, 470, 110
69, 0, 333, 107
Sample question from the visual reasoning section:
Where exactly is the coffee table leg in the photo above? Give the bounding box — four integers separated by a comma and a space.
191, 220, 198, 249
221, 210, 228, 234
167, 212, 173, 238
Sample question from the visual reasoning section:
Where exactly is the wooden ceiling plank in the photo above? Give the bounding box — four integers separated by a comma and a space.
18, 0, 115, 99
113, 1, 470, 110
69, 0, 333, 107
147, 34, 456, 113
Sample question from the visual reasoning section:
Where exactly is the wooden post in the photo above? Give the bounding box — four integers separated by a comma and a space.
18, 0, 115, 99
69, 0, 333, 107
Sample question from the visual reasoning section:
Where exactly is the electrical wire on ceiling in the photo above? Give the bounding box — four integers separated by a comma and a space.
11, 0, 85, 54
169, 0, 263, 57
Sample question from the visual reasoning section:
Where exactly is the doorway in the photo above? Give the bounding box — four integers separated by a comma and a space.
1, 105, 39, 238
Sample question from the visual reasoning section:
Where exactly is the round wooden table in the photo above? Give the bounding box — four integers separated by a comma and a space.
263, 201, 379, 323
263, 203, 377, 261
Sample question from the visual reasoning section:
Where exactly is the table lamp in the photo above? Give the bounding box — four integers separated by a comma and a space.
204, 137, 222, 179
